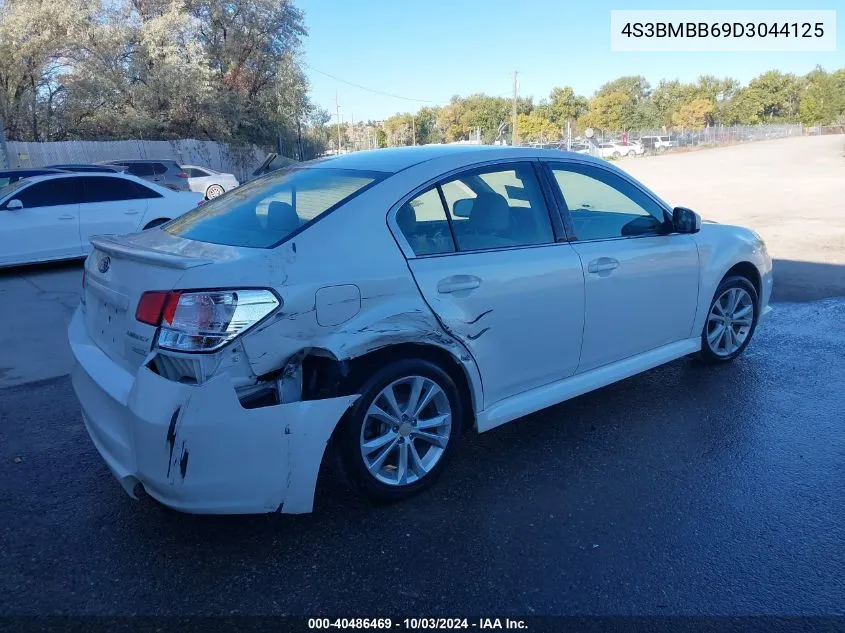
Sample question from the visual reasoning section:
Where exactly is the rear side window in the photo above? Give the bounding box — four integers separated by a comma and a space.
165, 168, 383, 248
81, 176, 161, 202
14, 178, 84, 207
126, 163, 156, 177
396, 188, 456, 256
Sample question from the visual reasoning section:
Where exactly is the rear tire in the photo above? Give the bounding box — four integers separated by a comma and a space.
143, 218, 170, 230
336, 359, 463, 504
697, 275, 759, 364
205, 184, 225, 199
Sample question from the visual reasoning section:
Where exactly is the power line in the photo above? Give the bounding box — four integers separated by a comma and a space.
304, 63, 435, 103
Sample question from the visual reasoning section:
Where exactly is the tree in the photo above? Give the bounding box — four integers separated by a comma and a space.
582, 91, 631, 131
595, 75, 651, 103
516, 112, 559, 142
671, 98, 715, 129
651, 80, 697, 127
537, 86, 588, 130
799, 66, 844, 125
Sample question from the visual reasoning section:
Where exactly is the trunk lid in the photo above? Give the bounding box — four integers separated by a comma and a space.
83, 229, 248, 370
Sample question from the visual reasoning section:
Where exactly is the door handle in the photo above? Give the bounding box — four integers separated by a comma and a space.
587, 257, 619, 273
58, 215, 75, 220
124, 209, 139, 215
437, 275, 481, 294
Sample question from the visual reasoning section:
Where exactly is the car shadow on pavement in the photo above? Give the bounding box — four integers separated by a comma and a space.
772, 258, 845, 303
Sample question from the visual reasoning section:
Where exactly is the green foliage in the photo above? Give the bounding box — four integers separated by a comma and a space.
0, 0, 323, 156
671, 98, 716, 129
516, 112, 559, 142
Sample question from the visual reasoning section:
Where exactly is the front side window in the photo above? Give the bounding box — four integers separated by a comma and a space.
165, 167, 383, 248
550, 164, 666, 241
13, 178, 84, 208
441, 164, 554, 252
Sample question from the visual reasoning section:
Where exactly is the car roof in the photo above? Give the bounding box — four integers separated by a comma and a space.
307, 145, 609, 174
106, 158, 179, 164
0, 168, 67, 176
6, 171, 172, 193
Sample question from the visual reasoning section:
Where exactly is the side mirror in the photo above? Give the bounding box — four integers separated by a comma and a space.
672, 206, 701, 234
5, 199, 23, 211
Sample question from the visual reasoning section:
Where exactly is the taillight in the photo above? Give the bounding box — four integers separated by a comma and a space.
135, 289, 280, 352
135, 291, 170, 325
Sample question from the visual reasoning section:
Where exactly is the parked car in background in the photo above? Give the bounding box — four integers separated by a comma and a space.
102, 159, 190, 191
568, 141, 591, 154
68, 145, 772, 515
182, 165, 239, 199
594, 142, 635, 159
48, 163, 123, 173
640, 135, 674, 152
0, 168, 67, 188
0, 172, 203, 267
250, 153, 299, 180
618, 141, 645, 156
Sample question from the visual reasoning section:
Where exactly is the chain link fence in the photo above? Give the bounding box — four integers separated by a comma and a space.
520, 123, 810, 159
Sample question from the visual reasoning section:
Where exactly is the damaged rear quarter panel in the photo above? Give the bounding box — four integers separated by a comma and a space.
172, 173, 484, 411
128, 367, 358, 513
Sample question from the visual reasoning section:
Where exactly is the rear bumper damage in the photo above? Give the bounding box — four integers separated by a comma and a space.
68, 308, 358, 514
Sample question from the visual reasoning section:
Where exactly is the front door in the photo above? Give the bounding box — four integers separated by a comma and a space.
0, 177, 83, 265
395, 162, 585, 409
545, 161, 700, 373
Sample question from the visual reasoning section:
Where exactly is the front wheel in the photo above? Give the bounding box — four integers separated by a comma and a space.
698, 276, 759, 363
612, 151, 621, 159
336, 359, 463, 504
627, 150, 636, 157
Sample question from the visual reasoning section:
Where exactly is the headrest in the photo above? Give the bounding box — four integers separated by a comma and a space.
396, 203, 417, 234
468, 192, 510, 232
267, 201, 299, 234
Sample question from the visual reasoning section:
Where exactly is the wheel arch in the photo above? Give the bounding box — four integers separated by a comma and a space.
301, 342, 480, 432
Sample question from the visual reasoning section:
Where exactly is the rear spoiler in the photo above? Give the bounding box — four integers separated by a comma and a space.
90, 235, 214, 269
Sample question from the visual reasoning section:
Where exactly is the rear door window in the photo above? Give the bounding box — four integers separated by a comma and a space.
165, 167, 383, 248
80, 176, 161, 202
395, 188, 456, 256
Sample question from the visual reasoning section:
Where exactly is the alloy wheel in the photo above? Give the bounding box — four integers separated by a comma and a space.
706, 287, 754, 356
359, 376, 452, 486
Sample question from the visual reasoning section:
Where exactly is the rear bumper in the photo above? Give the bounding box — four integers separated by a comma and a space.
68, 308, 358, 515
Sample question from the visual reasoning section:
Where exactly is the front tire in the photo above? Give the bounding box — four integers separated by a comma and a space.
337, 359, 463, 504
698, 275, 759, 363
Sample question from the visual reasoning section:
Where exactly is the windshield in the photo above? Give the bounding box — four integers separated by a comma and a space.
165, 167, 385, 248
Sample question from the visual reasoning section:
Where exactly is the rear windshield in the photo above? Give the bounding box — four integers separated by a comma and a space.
164, 167, 384, 248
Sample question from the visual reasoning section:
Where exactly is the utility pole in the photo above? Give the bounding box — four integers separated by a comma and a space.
334, 91, 342, 154
412, 115, 416, 146
511, 70, 519, 146
350, 112, 355, 151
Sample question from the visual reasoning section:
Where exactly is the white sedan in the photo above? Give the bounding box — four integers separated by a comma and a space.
69, 145, 773, 514
181, 165, 239, 199
0, 172, 204, 267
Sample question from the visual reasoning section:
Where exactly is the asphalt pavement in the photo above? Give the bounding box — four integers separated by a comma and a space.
1, 298, 843, 616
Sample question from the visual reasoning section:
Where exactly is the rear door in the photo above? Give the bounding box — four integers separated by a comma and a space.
544, 160, 699, 373
78, 176, 160, 247
0, 177, 83, 265
394, 161, 585, 409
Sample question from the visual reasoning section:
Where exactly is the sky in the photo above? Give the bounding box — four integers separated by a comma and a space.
296, 0, 843, 123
